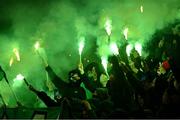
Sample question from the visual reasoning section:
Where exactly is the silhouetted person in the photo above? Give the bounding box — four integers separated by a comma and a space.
106, 56, 134, 112
45, 64, 95, 100
44, 64, 97, 118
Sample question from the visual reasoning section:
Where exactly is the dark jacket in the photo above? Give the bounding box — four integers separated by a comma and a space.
107, 56, 134, 111
34, 90, 60, 107
45, 66, 95, 100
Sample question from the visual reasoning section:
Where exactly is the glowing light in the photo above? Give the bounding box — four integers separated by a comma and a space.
110, 42, 119, 55
9, 57, 14, 67
140, 5, 143, 13
123, 27, 128, 40
13, 48, 20, 61
16, 74, 24, 81
126, 44, 133, 56
78, 36, 85, 55
135, 43, 142, 56
13, 74, 24, 87
34, 41, 40, 51
101, 56, 108, 75
104, 18, 112, 36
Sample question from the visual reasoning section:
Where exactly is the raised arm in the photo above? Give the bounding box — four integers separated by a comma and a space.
45, 65, 68, 91
78, 63, 96, 93
120, 62, 144, 95
29, 85, 57, 107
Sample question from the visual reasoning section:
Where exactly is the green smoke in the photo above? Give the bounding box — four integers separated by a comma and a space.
0, 0, 179, 107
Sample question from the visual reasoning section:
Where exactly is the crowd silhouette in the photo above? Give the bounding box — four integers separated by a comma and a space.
0, 22, 180, 119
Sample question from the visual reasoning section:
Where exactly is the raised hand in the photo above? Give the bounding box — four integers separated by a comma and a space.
78, 62, 84, 75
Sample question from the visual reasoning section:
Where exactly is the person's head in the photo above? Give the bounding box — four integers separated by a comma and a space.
108, 56, 127, 83
108, 55, 119, 73
68, 69, 81, 83
157, 62, 166, 76
130, 48, 140, 61
85, 62, 101, 81
100, 73, 109, 87
87, 67, 96, 78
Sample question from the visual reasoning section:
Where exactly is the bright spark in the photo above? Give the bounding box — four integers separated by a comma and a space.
34, 41, 40, 51
110, 42, 119, 55
126, 44, 133, 56
16, 74, 25, 81
123, 27, 128, 40
135, 43, 142, 56
140, 5, 143, 13
78, 36, 85, 55
13, 48, 20, 61
13, 74, 24, 87
101, 56, 108, 74
9, 57, 14, 67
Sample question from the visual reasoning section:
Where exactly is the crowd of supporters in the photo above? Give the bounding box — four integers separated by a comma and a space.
0, 22, 180, 119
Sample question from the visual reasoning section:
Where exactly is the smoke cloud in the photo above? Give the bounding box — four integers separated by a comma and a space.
0, 0, 179, 107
